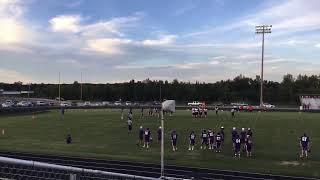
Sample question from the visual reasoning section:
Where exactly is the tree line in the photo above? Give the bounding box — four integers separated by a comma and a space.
1, 74, 319, 105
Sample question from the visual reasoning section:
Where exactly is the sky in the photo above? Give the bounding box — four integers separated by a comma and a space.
0, 0, 320, 83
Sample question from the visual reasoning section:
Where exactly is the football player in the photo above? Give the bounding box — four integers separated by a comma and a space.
195, 108, 199, 118
192, 107, 195, 118
220, 126, 225, 146
143, 128, 151, 148
204, 107, 208, 118
201, 130, 208, 150
215, 132, 222, 153
171, 130, 178, 151
300, 133, 310, 158
127, 118, 133, 133
208, 129, 215, 150
231, 108, 235, 118
215, 107, 219, 115
189, 131, 196, 151
199, 107, 203, 118
240, 128, 246, 151
141, 107, 144, 118
247, 128, 253, 138
138, 126, 144, 146
231, 127, 238, 149
234, 135, 241, 158
245, 135, 253, 157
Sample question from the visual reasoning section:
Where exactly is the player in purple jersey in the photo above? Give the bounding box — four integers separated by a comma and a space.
157, 126, 162, 143
208, 129, 215, 150
201, 130, 208, 150
300, 133, 310, 158
245, 135, 253, 157
240, 128, 246, 152
247, 128, 253, 138
215, 132, 222, 153
189, 131, 196, 151
219, 127, 225, 146
143, 128, 151, 148
234, 135, 241, 158
231, 127, 238, 146
171, 130, 178, 151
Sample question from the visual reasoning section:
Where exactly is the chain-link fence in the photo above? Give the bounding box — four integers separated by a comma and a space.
0, 157, 158, 180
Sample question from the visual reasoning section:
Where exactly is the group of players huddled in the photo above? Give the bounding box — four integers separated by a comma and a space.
127, 109, 311, 159
191, 107, 208, 118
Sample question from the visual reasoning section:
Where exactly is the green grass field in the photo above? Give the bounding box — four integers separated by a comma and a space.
0, 109, 319, 178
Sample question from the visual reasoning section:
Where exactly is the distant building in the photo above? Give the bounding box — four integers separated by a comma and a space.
0, 89, 34, 96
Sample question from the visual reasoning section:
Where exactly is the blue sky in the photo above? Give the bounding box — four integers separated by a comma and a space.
0, 0, 320, 83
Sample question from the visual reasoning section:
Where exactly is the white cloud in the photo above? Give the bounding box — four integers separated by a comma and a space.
86, 38, 132, 54
315, 43, 320, 48
50, 15, 82, 33
0, 0, 24, 18
0, 0, 31, 44
142, 35, 177, 46
50, 14, 141, 37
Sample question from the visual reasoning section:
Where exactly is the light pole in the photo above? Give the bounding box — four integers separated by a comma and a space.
255, 25, 272, 107
58, 72, 61, 103
80, 72, 83, 101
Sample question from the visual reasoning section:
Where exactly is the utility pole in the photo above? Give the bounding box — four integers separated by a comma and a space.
159, 83, 162, 102
80, 72, 83, 101
255, 25, 272, 107
59, 72, 61, 103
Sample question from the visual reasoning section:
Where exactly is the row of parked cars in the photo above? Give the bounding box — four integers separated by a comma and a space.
1, 100, 55, 108
1, 99, 158, 108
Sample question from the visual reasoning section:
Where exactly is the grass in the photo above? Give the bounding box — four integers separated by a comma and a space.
0, 109, 319, 178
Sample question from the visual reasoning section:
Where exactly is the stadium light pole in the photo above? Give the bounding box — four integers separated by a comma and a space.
80, 72, 83, 101
58, 72, 61, 103
160, 111, 164, 178
255, 25, 272, 107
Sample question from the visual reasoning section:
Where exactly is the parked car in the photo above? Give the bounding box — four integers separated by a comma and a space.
48, 101, 55, 106
187, 101, 202, 106
125, 101, 132, 106
17, 101, 32, 107
36, 101, 47, 106
1, 102, 13, 108
102, 101, 111, 106
84, 101, 91, 106
114, 101, 122, 106
262, 103, 275, 108
60, 101, 71, 107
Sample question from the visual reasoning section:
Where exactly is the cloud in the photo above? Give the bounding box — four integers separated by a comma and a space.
315, 43, 320, 48
0, 0, 32, 44
86, 38, 132, 54
142, 35, 177, 46
50, 15, 82, 33
50, 14, 141, 37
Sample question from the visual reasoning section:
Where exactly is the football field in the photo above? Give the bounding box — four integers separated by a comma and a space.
0, 109, 319, 178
